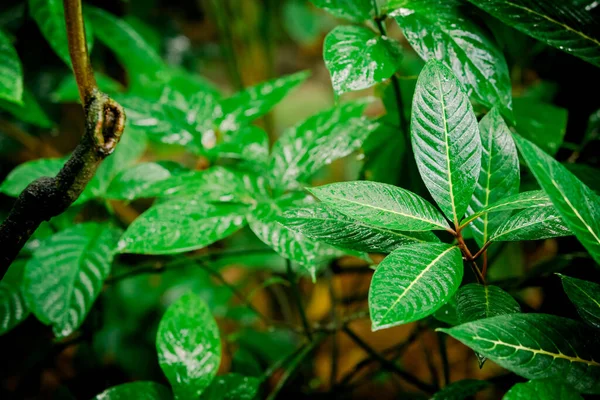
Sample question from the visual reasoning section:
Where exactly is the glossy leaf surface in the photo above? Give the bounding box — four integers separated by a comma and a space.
201, 374, 260, 400
92, 382, 172, 400
559, 274, 600, 329
456, 284, 520, 324
503, 379, 583, 400
0, 261, 29, 336
106, 162, 190, 201
490, 206, 572, 242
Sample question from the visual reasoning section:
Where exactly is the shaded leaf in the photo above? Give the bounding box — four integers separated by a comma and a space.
92, 382, 172, 400
490, 206, 572, 242
206, 125, 270, 167
0, 30, 22, 104
156, 293, 221, 399
201, 374, 260, 400
503, 379, 583, 400
0, 89, 53, 128
0, 261, 29, 336
457, 284, 521, 325
431, 379, 489, 400
513, 97, 568, 155
51, 73, 124, 103
309, 0, 375, 22
433, 296, 459, 326
369, 243, 463, 330
411, 60, 481, 225
0, 158, 64, 197
558, 274, 600, 329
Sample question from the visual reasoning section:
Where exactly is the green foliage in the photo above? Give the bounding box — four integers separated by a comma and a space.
559, 274, 600, 329
92, 382, 172, 400
431, 379, 489, 400
0, 30, 22, 105
503, 379, 583, 400
0, 261, 29, 336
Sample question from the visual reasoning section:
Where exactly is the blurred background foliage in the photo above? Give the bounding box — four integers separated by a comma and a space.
1, 0, 600, 399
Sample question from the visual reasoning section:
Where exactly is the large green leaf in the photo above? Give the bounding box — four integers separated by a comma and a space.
309, 181, 450, 231
0, 89, 53, 128
490, 206, 572, 242
463, 190, 552, 226
29, 0, 93, 67
512, 134, 600, 264
269, 101, 375, 192
431, 379, 489, 400
0, 261, 29, 336
465, 0, 600, 67
513, 97, 568, 155
201, 374, 260, 400
503, 379, 583, 400
411, 60, 482, 225
280, 204, 439, 253
92, 382, 172, 400
456, 284, 520, 325
309, 0, 376, 22
369, 243, 462, 330
558, 274, 600, 329
24, 223, 122, 338
391, 0, 512, 116
439, 314, 600, 394
118, 198, 249, 255
156, 293, 221, 399
0, 30, 23, 105
466, 108, 519, 246
323, 25, 403, 95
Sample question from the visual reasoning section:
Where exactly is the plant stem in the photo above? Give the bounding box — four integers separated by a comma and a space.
438, 333, 450, 387
456, 233, 486, 284
286, 259, 313, 342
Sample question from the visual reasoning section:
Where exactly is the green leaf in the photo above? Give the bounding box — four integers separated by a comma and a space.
51, 73, 124, 103
0, 89, 53, 128
503, 379, 583, 400
24, 223, 122, 338
558, 274, 600, 329
280, 204, 439, 253
0, 158, 64, 197
513, 97, 568, 155
0, 30, 23, 104
431, 379, 489, 400
490, 206, 572, 242
478, 191, 552, 215
464, 0, 600, 67
219, 71, 308, 131
283, 0, 322, 45
201, 374, 260, 400
0, 261, 29, 336
369, 243, 462, 330
29, 0, 93, 67
269, 101, 375, 192
438, 314, 600, 394
309, 181, 450, 231
156, 293, 221, 399
391, 0, 512, 116
206, 125, 270, 167
411, 60, 482, 225
92, 382, 172, 400
118, 198, 249, 255
309, 0, 375, 22
466, 108, 519, 246
106, 161, 190, 201
456, 284, 520, 326
433, 296, 459, 326
323, 25, 403, 95
512, 134, 600, 264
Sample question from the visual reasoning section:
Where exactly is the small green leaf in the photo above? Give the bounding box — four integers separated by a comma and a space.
270, 101, 375, 192
29, 0, 93, 67
558, 274, 600, 329
438, 314, 600, 394
280, 204, 439, 253
309, 181, 450, 231
503, 379, 583, 400
391, 0, 512, 116
431, 379, 489, 400
0, 89, 53, 128
0, 260, 29, 336
324, 25, 403, 95
490, 206, 571, 242
24, 223, 122, 338
201, 374, 260, 400
465, 0, 600, 67
156, 293, 221, 399
118, 198, 249, 255
92, 382, 172, 400
369, 243, 463, 330
513, 98, 568, 155
0, 30, 22, 105
309, 0, 376, 22
411, 60, 482, 225
466, 108, 519, 246
457, 284, 521, 325
513, 134, 600, 264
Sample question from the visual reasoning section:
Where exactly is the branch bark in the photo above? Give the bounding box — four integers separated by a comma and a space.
0, 0, 125, 277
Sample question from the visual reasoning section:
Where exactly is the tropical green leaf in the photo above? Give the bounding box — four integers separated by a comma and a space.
503, 379, 583, 400
474, 191, 551, 217
51, 73, 124, 103
391, 0, 512, 116
465, 0, 600, 67
433, 296, 459, 326
0, 261, 29, 336
280, 204, 439, 253
369, 243, 463, 330
457, 284, 520, 325
201, 374, 260, 400
309, 0, 376, 22
156, 293, 221, 399
431, 379, 489, 400
438, 314, 600, 394
24, 223, 122, 338
206, 125, 270, 166
323, 25, 403, 95
309, 181, 450, 231
512, 134, 600, 263
411, 60, 482, 225
92, 382, 172, 400
269, 101, 375, 192
0, 89, 53, 128
558, 274, 600, 329
118, 198, 249, 255
29, 0, 93, 67
466, 108, 519, 246
0, 30, 22, 105
489, 206, 572, 242
0, 158, 64, 196
513, 97, 568, 155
